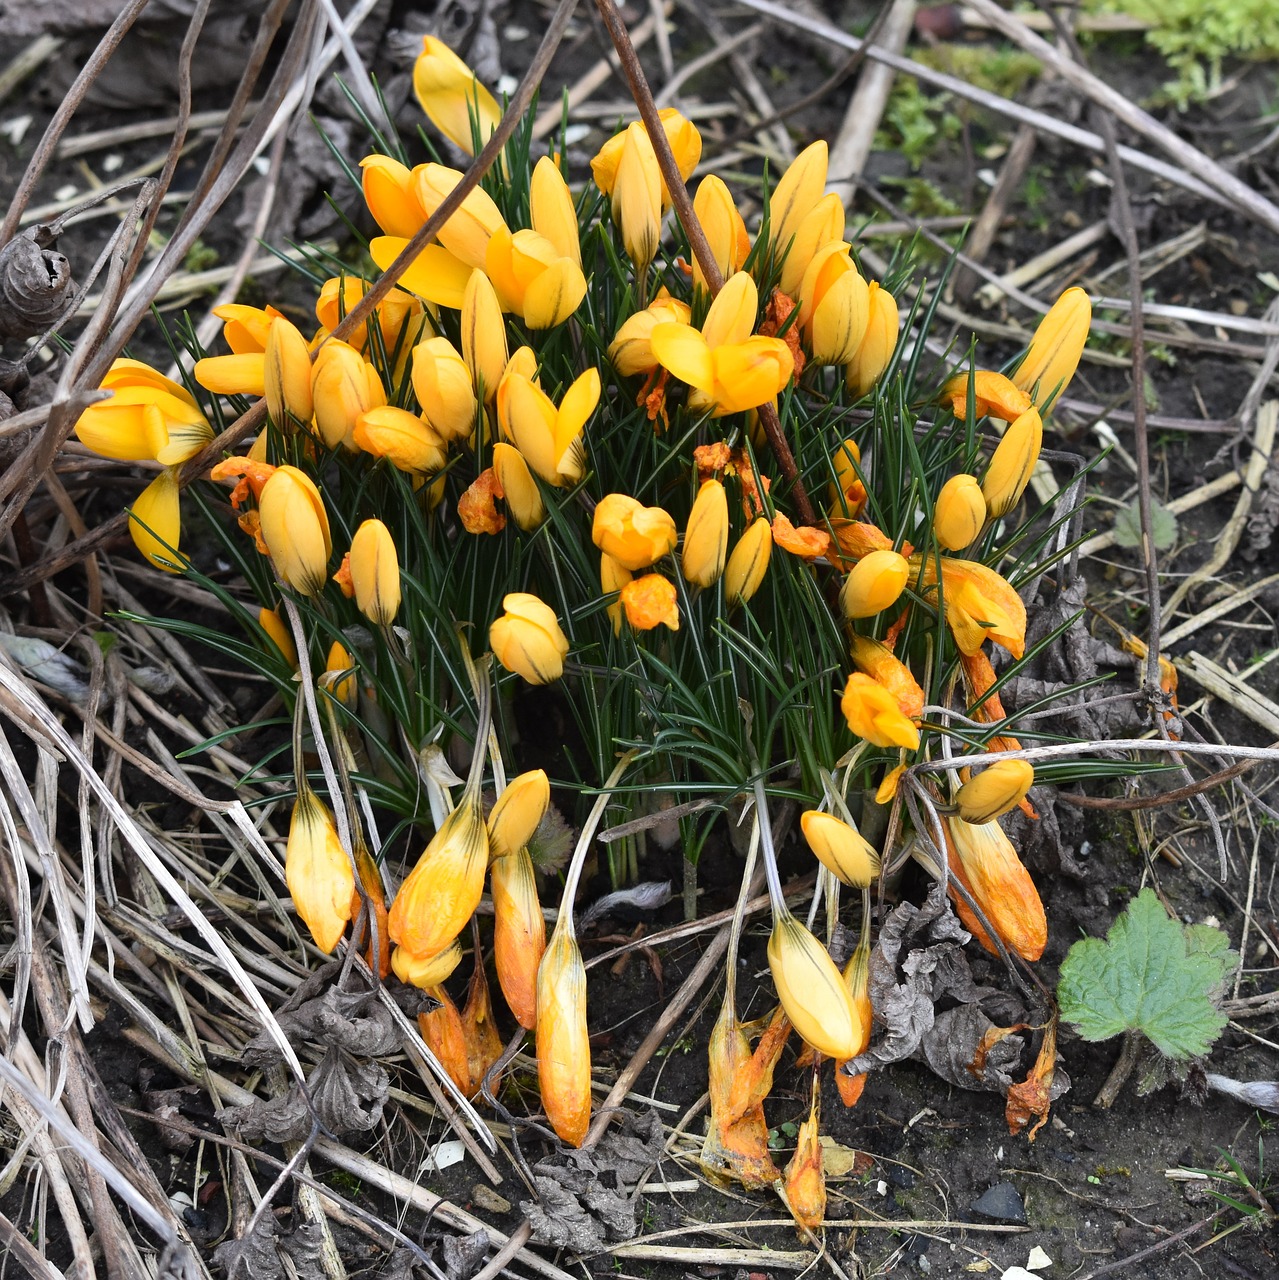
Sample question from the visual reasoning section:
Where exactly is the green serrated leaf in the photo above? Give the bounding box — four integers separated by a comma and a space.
1112, 499, 1177, 551
1057, 889, 1234, 1061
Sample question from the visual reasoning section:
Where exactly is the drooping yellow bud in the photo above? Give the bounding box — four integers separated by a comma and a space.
723, 516, 773, 606
536, 922, 591, 1147
264, 315, 313, 427
286, 785, 355, 954
348, 518, 401, 626
129, 467, 185, 572
848, 634, 925, 719
412, 335, 477, 442
846, 281, 899, 397
490, 593, 570, 684
982, 406, 1042, 518
800, 811, 880, 888
841, 673, 921, 750
489, 769, 551, 859
681, 479, 729, 588
257, 465, 332, 596
1013, 286, 1091, 413
839, 548, 910, 619
955, 759, 1035, 824
491, 846, 545, 1029
492, 443, 546, 531
933, 474, 986, 550
592, 494, 678, 572
768, 913, 861, 1058
413, 36, 502, 157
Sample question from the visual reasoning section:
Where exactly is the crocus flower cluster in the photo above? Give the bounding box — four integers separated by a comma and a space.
68, 34, 1092, 1172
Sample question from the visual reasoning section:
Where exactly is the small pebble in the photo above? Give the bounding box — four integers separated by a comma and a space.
55, 183, 78, 201
972, 1180, 1027, 1225
103, 153, 124, 173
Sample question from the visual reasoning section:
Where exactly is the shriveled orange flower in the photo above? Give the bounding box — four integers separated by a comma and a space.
959, 649, 1022, 755
491, 846, 545, 1029
849, 634, 924, 718
782, 1086, 826, 1231
461, 956, 504, 1098
620, 574, 679, 631
458, 468, 506, 535
209, 456, 277, 509
418, 985, 471, 1097
771, 512, 830, 560
944, 815, 1046, 962
942, 370, 1032, 422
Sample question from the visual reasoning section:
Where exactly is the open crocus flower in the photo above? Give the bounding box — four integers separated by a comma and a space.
211, 303, 283, 354
944, 815, 1046, 962
413, 35, 501, 157
649, 272, 794, 417
485, 226, 587, 329
916, 556, 1027, 658
75, 359, 213, 465
501, 368, 597, 486
315, 274, 427, 355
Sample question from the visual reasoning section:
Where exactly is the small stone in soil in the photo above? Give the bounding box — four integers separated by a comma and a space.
971, 1180, 1027, 1225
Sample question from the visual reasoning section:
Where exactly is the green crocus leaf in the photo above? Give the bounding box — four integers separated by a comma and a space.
1058, 888, 1233, 1061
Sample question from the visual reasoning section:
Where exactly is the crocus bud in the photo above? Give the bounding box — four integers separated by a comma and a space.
600, 553, 633, 637
265, 316, 313, 427
610, 122, 661, 272
768, 141, 828, 263
768, 913, 861, 1058
955, 759, 1034, 824
324, 639, 357, 708
800, 811, 880, 888
945, 815, 1046, 962
934, 474, 986, 550
349, 518, 400, 625
682, 479, 729, 587
530, 156, 582, 267
1013, 286, 1091, 413
590, 107, 701, 211
592, 493, 677, 571
259, 607, 297, 667
798, 242, 869, 366
312, 341, 385, 450
258, 465, 332, 595
413, 36, 501, 157
841, 673, 921, 750
492, 442, 546, 530
846, 281, 899, 397
839, 548, 909, 619
779, 192, 845, 299
354, 405, 447, 475
490, 593, 570, 684
829, 437, 866, 514
461, 270, 508, 403
286, 786, 355, 953
620, 575, 679, 631
723, 516, 772, 606
691, 175, 749, 291
782, 1095, 826, 1231
504, 368, 596, 487
129, 467, 184, 572
491, 846, 545, 1029
537, 923, 591, 1146
389, 786, 489, 970
412, 335, 477, 442
982, 406, 1042, 518
489, 769, 551, 859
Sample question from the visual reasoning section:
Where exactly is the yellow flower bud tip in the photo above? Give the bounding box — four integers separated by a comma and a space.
954, 759, 1035, 824
611, 122, 661, 271
681, 479, 729, 587
264, 316, 314, 426
841, 673, 921, 751
800, 811, 880, 889
839, 548, 910, 619
875, 763, 906, 804
360, 155, 426, 239
413, 37, 502, 158
258, 607, 297, 667
1013, 286, 1091, 413
779, 192, 845, 300
767, 913, 861, 1059
536, 924, 591, 1147
461, 269, 508, 403
490, 592, 570, 684
257, 465, 332, 596
392, 937, 462, 989
388, 788, 489, 962
488, 769, 551, 859
620, 574, 680, 631
530, 156, 582, 268
933, 473, 986, 551
591, 493, 678, 572
491, 846, 545, 1029
691, 175, 749, 291
798, 242, 869, 366
982, 406, 1043, 519
349, 518, 401, 626
324, 639, 357, 708
286, 787, 355, 954
768, 140, 829, 264
723, 516, 773, 606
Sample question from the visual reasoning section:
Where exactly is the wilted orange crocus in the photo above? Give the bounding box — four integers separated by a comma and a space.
841, 673, 921, 751
916, 556, 1026, 659
536, 919, 591, 1147
592, 494, 678, 571
835, 942, 873, 1107
418, 984, 471, 1096
944, 815, 1046, 962
350, 841, 391, 979
462, 953, 505, 1098
491, 845, 545, 1029
849, 634, 924, 719
782, 1081, 826, 1232
620, 574, 679, 631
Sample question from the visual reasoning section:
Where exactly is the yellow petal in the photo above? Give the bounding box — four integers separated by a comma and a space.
649, 323, 713, 393
369, 237, 474, 310
129, 467, 185, 572
702, 271, 758, 350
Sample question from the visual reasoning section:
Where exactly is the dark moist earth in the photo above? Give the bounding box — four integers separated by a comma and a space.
4, 1, 1279, 1277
